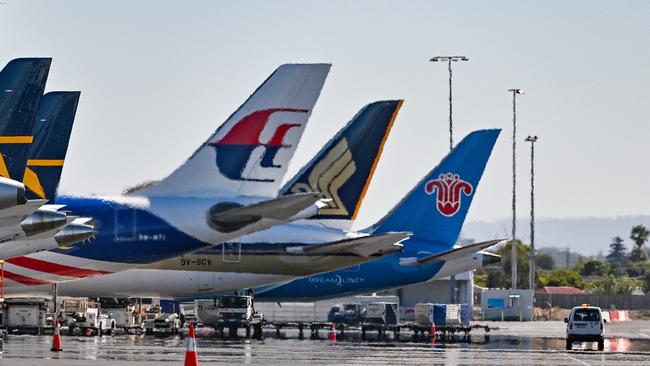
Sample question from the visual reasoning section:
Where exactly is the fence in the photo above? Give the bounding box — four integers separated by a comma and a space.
534, 293, 650, 310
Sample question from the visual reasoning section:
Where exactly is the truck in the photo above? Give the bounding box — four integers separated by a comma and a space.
152, 313, 180, 336
143, 305, 162, 335
180, 302, 199, 327
69, 308, 115, 336
213, 295, 263, 339
327, 303, 364, 325
4, 298, 50, 335
99, 298, 142, 332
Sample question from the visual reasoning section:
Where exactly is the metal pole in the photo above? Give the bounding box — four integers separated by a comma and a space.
526, 136, 538, 290
431, 56, 468, 303
448, 59, 453, 150
511, 91, 518, 289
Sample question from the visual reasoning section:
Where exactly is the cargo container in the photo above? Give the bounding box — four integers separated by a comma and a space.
414, 303, 466, 327
363, 302, 398, 325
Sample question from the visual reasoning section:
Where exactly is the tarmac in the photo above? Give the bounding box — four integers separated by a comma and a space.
0, 320, 649, 365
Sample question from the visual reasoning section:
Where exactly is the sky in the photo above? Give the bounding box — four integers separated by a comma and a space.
1, 0, 649, 231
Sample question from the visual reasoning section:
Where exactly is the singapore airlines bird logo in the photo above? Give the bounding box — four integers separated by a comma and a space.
290, 139, 356, 215
424, 173, 473, 217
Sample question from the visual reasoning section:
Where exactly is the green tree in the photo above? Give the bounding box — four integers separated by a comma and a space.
576, 258, 610, 276
486, 270, 507, 288
536, 253, 555, 270
606, 236, 627, 266
630, 225, 649, 261
588, 275, 642, 295
499, 240, 531, 289
545, 268, 586, 289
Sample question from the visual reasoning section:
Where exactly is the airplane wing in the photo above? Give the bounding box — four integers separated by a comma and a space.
401, 239, 506, 266
0, 199, 48, 232
287, 232, 410, 258
208, 192, 323, 233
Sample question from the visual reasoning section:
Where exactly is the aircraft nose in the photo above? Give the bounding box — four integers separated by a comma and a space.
481, 251, 502, 266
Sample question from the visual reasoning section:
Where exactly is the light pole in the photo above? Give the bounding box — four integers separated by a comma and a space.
430, 56, 468, 150
508, 88, 524, 289
431, 55, 468, 304
525, 135, 538, 290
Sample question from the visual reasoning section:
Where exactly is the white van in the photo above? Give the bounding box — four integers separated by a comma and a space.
564, 305, 605, 351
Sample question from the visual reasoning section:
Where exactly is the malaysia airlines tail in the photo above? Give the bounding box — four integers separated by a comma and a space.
0, 58, 51, 182
23, 91, 80, 200
280, 100, 403, 230
140, 64, 331, 198
369, 129, 500, 248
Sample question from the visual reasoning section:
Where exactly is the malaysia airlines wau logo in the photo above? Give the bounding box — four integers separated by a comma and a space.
424, 173, 473, 217
208, 108, 308, 182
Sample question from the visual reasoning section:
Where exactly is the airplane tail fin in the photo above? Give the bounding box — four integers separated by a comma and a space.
370, 129, 500, 247
0, 58, 51, 181
140, 63, 331, 198
280, 100, 402, 230
23, 91, 80, 200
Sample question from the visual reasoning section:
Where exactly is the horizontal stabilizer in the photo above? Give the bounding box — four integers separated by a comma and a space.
207, 192, 322, 233
288, 232, 409, 258
402, 239, 505, 266
0, 199, 48, 227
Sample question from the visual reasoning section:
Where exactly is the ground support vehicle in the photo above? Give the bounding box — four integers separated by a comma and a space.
4, 298, 50, 335
150, 313, 180, 336
565, 305, 606, 351
213, 296, 263, 339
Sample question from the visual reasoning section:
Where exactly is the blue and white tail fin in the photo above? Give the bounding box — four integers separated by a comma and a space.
140, 64, 331, 198
0, 58, 51, 182
280, 100, 402, 230
23, 91, 80, 200
370, 129, 500, 247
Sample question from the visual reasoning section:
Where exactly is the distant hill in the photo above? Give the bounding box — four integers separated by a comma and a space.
461, 215, 650, 257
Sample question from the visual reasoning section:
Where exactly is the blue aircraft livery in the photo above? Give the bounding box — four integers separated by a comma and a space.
254, 129, 501, 300
0, 58, 51, 182
0, 63, 332, 289
23, 91, 80, 200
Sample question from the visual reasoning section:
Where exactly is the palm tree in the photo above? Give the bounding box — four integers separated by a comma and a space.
630, 225, 649, 261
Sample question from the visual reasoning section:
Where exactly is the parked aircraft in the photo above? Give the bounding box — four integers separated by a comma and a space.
38, 99, 410, 297
0, 59, 93, 259
0, 63, 332, 289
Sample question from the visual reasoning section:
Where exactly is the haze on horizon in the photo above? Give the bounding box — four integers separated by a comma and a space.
1, 0, 648, 231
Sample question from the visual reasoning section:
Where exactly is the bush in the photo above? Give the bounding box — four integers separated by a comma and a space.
576, 259, 610, 276
544, 269, 586, 289
587, 275, 642, 295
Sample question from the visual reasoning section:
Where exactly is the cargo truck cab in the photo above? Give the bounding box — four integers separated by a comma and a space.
565, 305, 605, 351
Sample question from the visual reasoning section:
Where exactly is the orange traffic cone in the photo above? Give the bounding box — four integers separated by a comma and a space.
430, 323, 437, 344
184, 323, 198, 366
328, 323, 336, 343
51, 321, 63, 352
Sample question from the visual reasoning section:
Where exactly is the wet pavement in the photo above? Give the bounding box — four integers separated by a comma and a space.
1, 321, 649, 365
